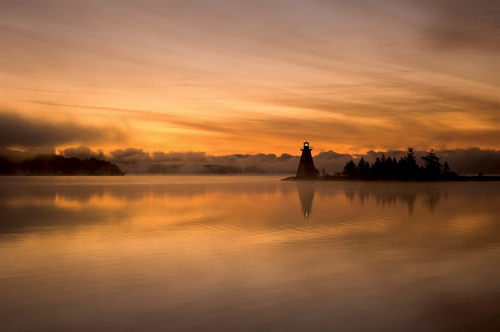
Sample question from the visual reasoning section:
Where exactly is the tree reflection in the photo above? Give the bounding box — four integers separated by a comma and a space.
341, 184, 444, 214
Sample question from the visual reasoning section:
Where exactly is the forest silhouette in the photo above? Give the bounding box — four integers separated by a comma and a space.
338, 148, 456, 181
0, 155, 124, 176
332, 147, 500, 181
286, 147, 500, 181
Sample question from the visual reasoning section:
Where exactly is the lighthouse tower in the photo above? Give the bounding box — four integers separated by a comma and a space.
295, 142, 318, 178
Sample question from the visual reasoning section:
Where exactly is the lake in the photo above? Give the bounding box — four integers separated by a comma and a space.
1, 176, 500, 331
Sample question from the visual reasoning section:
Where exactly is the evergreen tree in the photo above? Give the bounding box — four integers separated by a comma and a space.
357, 157, 366, 172
371, 157, 381, 177
331, 148, 460, 181
400, 147, 419, 179
421, 149, 442, 178
392, 157, 399, 176
342, 160, 357, 178
443, 162, 450, 174
357, 157, 368, 178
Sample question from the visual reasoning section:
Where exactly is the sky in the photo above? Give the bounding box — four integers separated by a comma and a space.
0, 0, 499, 156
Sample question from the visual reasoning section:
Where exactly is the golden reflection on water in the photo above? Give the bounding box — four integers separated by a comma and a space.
1, 177, 500, 331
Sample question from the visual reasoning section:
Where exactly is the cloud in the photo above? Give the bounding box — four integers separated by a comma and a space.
437, 148, 500, 175
1, 1, 498, 155
313, 151, 355, 174
108, 148, 153, 173
27, 101, 248, 138
58, 146, 106, 161
415, 0, 500, 52
0, 111, 125, 149
0, 147, 56, 163
105, 148, 301, 174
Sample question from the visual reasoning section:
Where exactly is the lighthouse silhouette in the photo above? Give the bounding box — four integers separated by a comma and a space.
296, 142, 318, 178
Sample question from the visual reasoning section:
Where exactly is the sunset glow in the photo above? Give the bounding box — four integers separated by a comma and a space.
1, 0, 498, 155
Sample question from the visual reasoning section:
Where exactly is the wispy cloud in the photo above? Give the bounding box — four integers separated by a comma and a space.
1, 0, 498, 153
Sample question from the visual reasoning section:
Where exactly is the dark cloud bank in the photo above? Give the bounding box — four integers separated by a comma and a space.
1, 146, 492, 176
0, 112, 124, 148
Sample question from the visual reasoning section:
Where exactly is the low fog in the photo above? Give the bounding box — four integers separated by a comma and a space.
2, 146, 498, 175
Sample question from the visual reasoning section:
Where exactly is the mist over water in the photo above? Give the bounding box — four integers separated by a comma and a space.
1, 176, 500, 331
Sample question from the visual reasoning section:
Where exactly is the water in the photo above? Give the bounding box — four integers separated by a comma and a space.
1, 176, 500, 331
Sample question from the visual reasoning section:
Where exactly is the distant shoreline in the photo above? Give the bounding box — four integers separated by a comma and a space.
0, 155, 124, 176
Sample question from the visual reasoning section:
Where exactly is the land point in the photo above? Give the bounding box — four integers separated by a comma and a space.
282, 143, 500, 181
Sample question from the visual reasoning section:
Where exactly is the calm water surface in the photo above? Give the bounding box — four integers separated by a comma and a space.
1, 176, 500, 331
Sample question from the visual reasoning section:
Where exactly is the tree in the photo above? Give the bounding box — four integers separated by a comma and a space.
421, 149, 442, 178
357, 157, 368, 177
443, 162, 450, 174
441, 161, 458, 180
405, 147, 417, 168
342, 160, 357, 178
371, 157, 382, 177
357, 157, 372, 179
400, 147, 419, 179
392, 157, 398, 175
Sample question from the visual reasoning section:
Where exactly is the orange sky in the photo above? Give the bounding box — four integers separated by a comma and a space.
0, 0, 498, 155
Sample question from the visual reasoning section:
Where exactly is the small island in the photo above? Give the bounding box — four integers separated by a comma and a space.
283, 142, 500, 181
0, 154, 124, 176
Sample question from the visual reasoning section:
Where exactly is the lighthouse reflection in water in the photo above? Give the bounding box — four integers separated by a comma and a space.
2, 176, 500, 332
297, 182, 315, 220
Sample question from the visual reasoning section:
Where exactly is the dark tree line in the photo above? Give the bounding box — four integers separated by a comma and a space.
0, 155, 124, 176
338, 148, 458, 181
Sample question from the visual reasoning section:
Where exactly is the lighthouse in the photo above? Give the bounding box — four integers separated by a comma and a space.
295, 142, 318, 178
